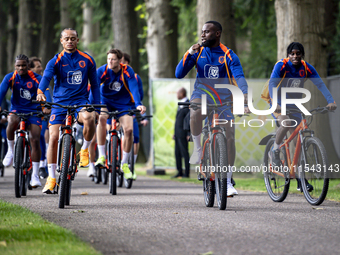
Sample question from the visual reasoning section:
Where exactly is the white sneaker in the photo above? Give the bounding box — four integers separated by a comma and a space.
87, 165, 96, 177
3, 151, 13, 167
227, 182, 238, 196
30, 174, 42, 188
189, 149, 203, 164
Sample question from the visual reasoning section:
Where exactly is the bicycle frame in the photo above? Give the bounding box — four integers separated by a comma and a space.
271, 118, 313, 179
13, 117, 32, 175
56, 110, 77, 180
107, 116, 121, 170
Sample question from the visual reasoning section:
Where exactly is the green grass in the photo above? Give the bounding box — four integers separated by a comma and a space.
0, 200, 101, 255
136, 168, 340, 202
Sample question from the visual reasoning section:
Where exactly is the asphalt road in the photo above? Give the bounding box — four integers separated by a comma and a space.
1, 168, 340, 255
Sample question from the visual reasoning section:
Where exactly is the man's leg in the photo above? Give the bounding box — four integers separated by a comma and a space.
119, 114, 134, 179
28, 124, 42, 188
190, 98, 204, 164
42, 124, 61, 193
77, 109, 96, 167
173, 137, 183, 178
3, 115, 20, 166
87, 133, 97, 177
178, 136, 190, 177
95, 108, 108, 166
270, 115, 290, 167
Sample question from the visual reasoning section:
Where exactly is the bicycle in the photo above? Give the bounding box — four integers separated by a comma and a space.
0, 121, 7, 177
178, 101, 233, 210
33, 100, 105, 208
1, 110, 45, 197
98, 109, 140, 195
260, 106, 332, 205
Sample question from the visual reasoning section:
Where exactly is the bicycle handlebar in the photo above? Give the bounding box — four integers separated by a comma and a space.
178, 101, 233, 107
32, 100, 106, 111
284, 106, 331, 115
0, 110, 47, 118
101, 109, 141, 119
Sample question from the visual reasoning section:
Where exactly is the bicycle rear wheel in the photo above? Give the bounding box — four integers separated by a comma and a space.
300, 137, 329, 205
213, 133, 228, 210
263, 138, 290, 202
14, 137, 24, 198
202, 134, 214, 207
59, 134, 71, 208
110, 135, 118, 195
65, 179, 72, 206
0, 137, 6, 177
124, 142, 134, 189
102, 167, 108, 185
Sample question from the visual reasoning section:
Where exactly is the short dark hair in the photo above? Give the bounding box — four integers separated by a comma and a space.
205, 20, 222, 32
123, 53, 131, 64
28, 57, 41, 69
60, 28, 78, 38
107, 49, 123, 59
15, 54, 29, 64
287, 42, 305, 58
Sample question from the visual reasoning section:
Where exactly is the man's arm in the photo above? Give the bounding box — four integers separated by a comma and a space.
268, 62, 284, 100
88, 58, 100, 105
38, 59, 55, 95
228, 53, 248, 94
308, 64, 336, 105
175, 44, 200, 78
0, 74, 11, 105
126, 67, 141, 107
136, 74, 144, 102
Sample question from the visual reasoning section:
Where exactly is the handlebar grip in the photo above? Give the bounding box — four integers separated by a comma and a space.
178, 102, 191, 105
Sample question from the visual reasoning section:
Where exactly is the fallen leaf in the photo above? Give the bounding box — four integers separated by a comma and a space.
72, 210, 85, 213
312, 207, 324, 210
81, 192, 88, 195
173, 212, 178, 214
0, 241, 7, 247
200, 252, 214, 255
27, 222, 33, 225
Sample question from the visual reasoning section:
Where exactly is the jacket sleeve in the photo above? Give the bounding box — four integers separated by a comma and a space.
126, 67, 142, 107
38, 58, 55, 95
88, 56, 100, 106
175, 50, 199, 78
269, 62, 284, 99
0, 74, 11, 105
227, 53, 248, 94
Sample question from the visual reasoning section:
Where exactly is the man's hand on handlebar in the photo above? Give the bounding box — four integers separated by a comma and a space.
42, 108, 51, 114
326, 102, 337, 111
137, 105, 146, 115
36, 94, 46, 102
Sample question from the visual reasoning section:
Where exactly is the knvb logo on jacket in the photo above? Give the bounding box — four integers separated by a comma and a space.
109, 81, 122, 91
67, 71, 82, 85
20, 88, 31, 100
204, 65, 219, 79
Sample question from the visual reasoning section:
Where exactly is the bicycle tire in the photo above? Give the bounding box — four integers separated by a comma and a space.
202, 134, 215, 207
124, 142, 134, 189
110, 135, 118, 195
213, 133, 228, 210
65, 179, 72, 205
102, 167, 108, 185
0, 138, 5, 177
94, 166, 101, 184
14, 137, 24, 198
263, 138, 290, 202
300, 137, 329, 205
59, 134, 71, 208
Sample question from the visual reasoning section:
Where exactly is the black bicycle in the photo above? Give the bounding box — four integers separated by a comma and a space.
33, 101, 105, 208
178, 101, 232, 210
0, 120, 7, 177
1, 110, 45, 197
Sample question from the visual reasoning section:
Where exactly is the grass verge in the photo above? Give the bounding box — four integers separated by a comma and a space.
0, 199, 101, 255
136, 168, 340, 202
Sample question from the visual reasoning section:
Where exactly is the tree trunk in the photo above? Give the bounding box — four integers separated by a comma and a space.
60, 0, 74, 29
275, 0, 339, 164
112, 0, 139, 72
0, 5, 7, 77
15, 0, 34, 59
6, 0, 17, 72
82, 2, 99, 56
197, 0, 236, 52
39, 0, 60, 67
145, 0, 178, 78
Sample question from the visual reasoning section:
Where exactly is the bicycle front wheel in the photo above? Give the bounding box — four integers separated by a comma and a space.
59, 134, 72, 208
213, 133, 228, 210
14, 137, 25, 198
300, 137, 329, 205
110, 135, 118, 195
202, 134, 215, 207
263, 138, 290, 202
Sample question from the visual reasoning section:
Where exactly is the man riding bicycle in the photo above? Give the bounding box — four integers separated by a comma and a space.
36, 28, 101, 194
175, 21, 249, 196
0, 54, 51, 188
95, 49, 145, 180
268, 42, 337, 191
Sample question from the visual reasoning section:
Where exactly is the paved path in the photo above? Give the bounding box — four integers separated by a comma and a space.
1, 168, 340, 255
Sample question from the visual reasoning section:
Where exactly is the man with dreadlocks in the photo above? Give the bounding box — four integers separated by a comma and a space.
268, 42, 337, 191
0, 54, 51, 188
